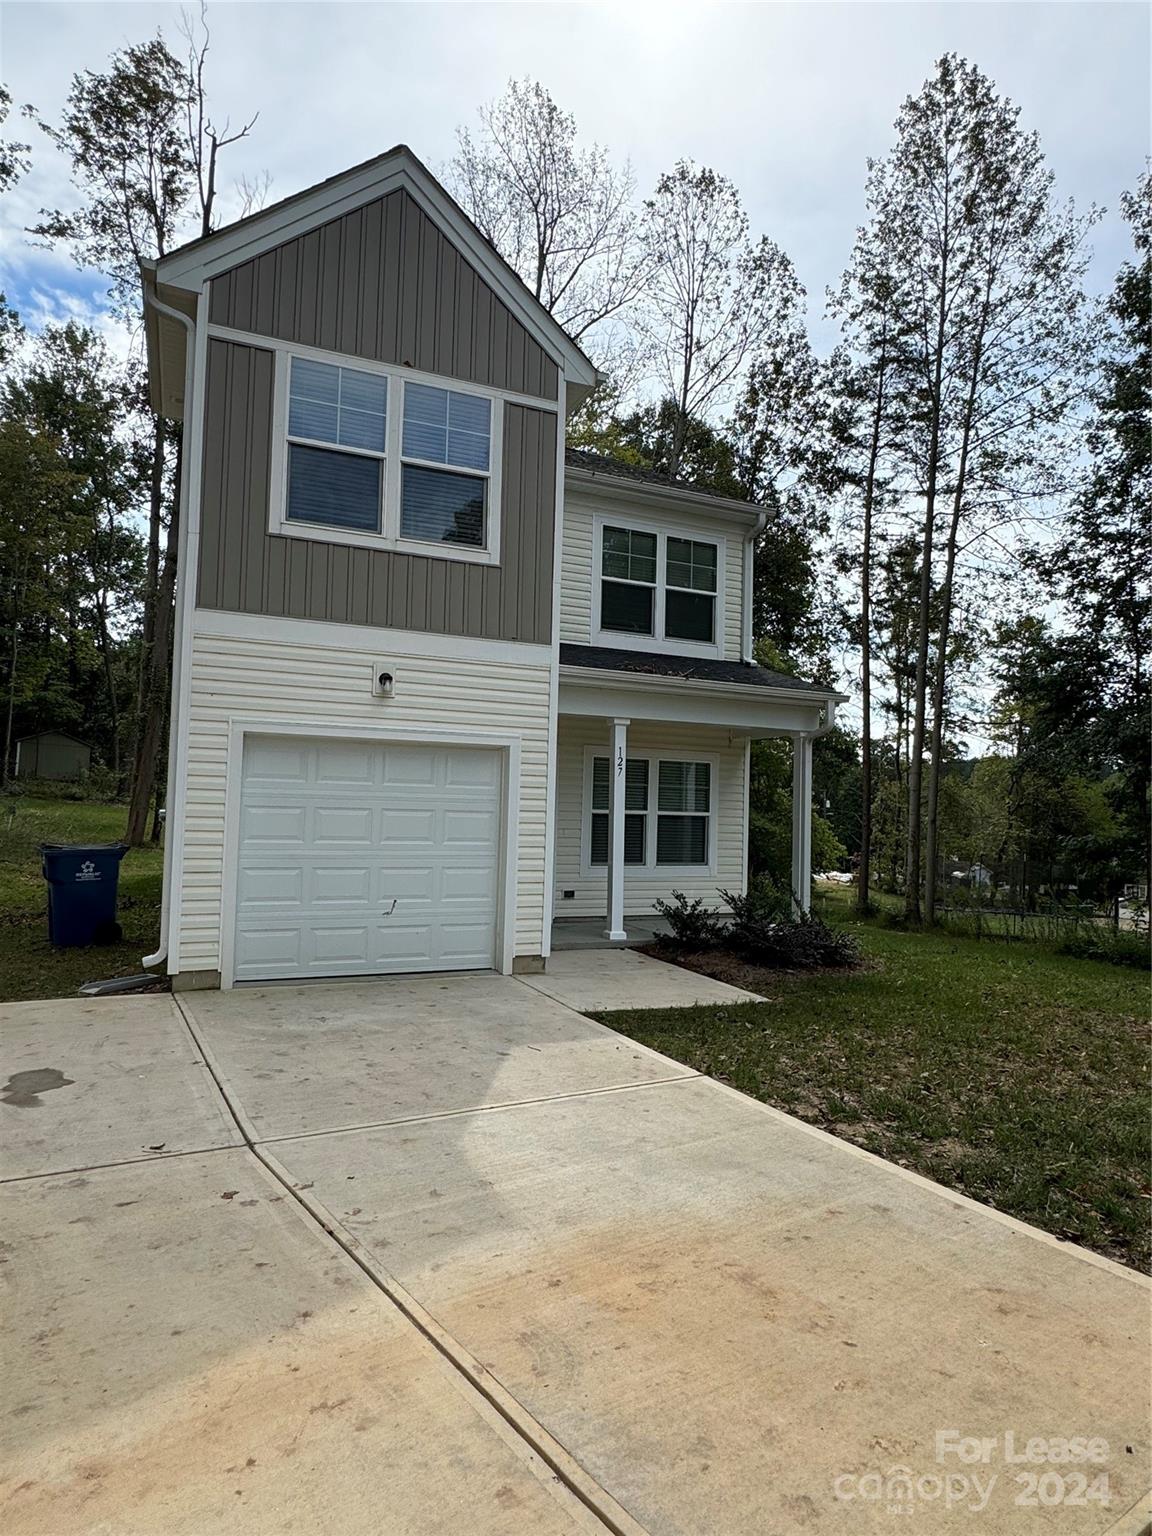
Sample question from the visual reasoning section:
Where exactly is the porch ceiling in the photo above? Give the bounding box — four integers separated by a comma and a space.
558, 666, 834, 737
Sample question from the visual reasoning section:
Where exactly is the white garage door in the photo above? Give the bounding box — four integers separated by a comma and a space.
234, 736, 502, 982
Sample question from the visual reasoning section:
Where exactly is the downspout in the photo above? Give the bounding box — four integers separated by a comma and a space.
140, 279, 196, 971
741, 510, 769, 663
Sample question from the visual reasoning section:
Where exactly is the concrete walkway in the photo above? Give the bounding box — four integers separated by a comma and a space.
3, 964, 1150, 1535
520, 946, 763, 1010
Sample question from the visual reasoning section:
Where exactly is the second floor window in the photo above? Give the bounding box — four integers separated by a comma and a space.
401, 384, 492, 549
286, 359, 388, 533
275, 346, 503, 562
599, 525, 719, 648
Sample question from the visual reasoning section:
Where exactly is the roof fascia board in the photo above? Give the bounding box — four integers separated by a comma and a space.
559, 663, 846, 708
564, 466, 766, 525
153, 153, 597, 389
558, 676, 827, 735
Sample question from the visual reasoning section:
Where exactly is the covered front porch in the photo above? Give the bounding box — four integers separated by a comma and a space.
551, 646, 843, 947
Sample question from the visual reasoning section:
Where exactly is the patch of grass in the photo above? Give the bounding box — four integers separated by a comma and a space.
0, 795, 162, 1002
597, 914, 1151, 1273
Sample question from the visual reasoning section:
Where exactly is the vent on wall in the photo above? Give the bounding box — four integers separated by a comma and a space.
561, 890, 575, 900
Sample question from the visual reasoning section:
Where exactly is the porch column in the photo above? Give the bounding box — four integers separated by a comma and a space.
791, 733, 813, 914
605, 717, 630, 941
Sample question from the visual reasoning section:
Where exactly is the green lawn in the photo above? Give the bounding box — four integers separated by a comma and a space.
595, 901, 1151, 1272
0, 795, 162, 1001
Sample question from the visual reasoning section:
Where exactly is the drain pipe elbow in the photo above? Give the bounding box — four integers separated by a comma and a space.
141, 275, 196, 972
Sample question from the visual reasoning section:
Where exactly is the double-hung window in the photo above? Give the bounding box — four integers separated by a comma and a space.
589, 755, 650, 865
285, 358, 388, 533
598, 523, 720, 651
586, 755, 713, 872
274, 346, 502, 562
401, 383, 492, 549
664, 537, 718, 642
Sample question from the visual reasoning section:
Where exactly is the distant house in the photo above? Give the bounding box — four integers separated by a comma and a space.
13, 731, 92, 782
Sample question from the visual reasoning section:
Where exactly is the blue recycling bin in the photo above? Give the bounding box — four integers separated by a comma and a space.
41, 843, 128, 946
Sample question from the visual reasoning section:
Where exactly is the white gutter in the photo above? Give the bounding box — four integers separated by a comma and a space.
139, 278, 196, 971
741, 508, 769, 663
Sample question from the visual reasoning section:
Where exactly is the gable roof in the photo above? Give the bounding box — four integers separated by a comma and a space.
143, 144, 599, 417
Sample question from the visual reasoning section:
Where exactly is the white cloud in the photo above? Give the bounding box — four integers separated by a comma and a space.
5, 1, 1147, 335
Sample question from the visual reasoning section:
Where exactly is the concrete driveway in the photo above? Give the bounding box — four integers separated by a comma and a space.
3, 966, 1149, 1536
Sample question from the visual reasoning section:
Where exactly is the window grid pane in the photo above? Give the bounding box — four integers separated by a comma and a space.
403, 382, 491, 472
289, 359, 386, 456
658, 761, 710, 814
601, 527, 657, 584
592, 758, 648, 812
666, 537, 717, 594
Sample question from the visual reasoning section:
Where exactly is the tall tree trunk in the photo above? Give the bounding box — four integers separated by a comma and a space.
1, 568, 23, 789
94, 592, 120, 779
904, 204, 952, 921
856, 339, 889, 912
133, 418, 166, 745
923, 248, 997, 924
125, 432, 180, 846
904, 438, 943, 920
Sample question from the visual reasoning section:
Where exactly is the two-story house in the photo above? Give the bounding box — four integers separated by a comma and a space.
141, 146, 843, 990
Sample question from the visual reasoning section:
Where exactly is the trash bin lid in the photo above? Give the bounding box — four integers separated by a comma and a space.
40, 842, 128, 855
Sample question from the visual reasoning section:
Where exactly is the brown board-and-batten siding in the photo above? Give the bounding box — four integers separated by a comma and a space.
207, 188, 559, 402
198, 338, 556, 643
198, 188, 561, 644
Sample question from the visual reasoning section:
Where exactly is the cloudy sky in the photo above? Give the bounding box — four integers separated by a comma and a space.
4, 1, 1149, 350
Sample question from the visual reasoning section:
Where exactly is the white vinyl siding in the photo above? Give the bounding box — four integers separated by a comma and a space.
553, 716, 748, 917
559, 492, 746, 661
177, 628, 551, 973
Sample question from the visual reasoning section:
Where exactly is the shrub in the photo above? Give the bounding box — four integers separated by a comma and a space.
736, 910, 861, 970
719, 878, 861, 970
1056, 928, 1150, 970
717, 874, 793, 944
652, 892, 725, 951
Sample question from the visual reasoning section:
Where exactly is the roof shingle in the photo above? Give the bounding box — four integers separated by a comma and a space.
559, 643, 833, 695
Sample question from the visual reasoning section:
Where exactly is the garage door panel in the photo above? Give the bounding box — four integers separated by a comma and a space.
314, 743, 376, 784
240, 805, 308, 845
380, 749, 439, 786
312, 866, 374, 905
244, 740, 310, 782
237, 865, 305, 907
235, 737, 502, 982
443, 809, 500, 846
313, 805, 375, 844
442, 865, 498, 901
445, 752, 502, 789
379, 809, 437, 843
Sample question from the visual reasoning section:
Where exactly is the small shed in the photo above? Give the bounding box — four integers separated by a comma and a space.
14, 731, 92, 781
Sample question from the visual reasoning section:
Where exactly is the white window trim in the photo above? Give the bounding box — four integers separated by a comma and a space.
579, 746, 718, 880
263, 337, 504, 566
591, 513, 725, 658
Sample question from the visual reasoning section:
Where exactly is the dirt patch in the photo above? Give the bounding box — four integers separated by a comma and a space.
636, 944, 874, 995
